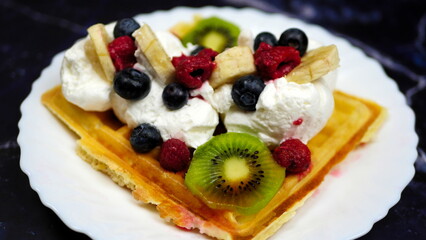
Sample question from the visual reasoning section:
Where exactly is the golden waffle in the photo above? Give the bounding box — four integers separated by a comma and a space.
41, 86, 385, 240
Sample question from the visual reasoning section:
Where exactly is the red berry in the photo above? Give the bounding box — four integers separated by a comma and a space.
196, 48, 218, 61
172, 54, 216, 89
254, 42, 301, 80
108, 36, 137, 71
273, 138, 311, 173
159, 138, 191, 172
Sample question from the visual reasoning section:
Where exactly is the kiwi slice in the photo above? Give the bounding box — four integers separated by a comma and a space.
181, 17, 240, 52
185, 132, 285, 215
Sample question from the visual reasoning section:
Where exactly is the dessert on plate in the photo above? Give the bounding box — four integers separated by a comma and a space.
41, 14, 385, 240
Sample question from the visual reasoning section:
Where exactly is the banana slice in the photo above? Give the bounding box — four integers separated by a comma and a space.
133, 24, 175, 85
87, 24, 115, 82
286, 45, 339, 84
209, 46, 256, 89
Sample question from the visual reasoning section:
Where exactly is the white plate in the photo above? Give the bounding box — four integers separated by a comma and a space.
19, 6, 418, 240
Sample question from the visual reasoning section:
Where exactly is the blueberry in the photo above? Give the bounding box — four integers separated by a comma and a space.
254, 32, 277, 51
278, 28, 308, 56
130, 123, 162, 153
113, 18, 140, 38
162, 82, 189, 110
114, 68, 151, 100
190, 45, 206, 56
231, 75, 265, 111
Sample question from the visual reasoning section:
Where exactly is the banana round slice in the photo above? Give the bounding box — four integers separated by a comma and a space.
286, 45, 339, 84
87, 24, 116, 82
133, 24, 175, 85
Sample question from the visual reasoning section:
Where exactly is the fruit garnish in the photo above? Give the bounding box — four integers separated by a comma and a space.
195, 48, 218, 61
87, 23, 116, 82
113, 68, 151, 100
209, 46, 256, 89
278, 28, 308, 56
169, 14, 203, 39
159, 138, 191, 172
231, 75, 265, 111
185, 132, 285, 215
172, 54, 215, 89
273, 138, 311, 173
254, 32, 277, 51
130, 123, 162, 153
108, 36, 137, 71
162, 82, 189, 110
113, 18, 141, 39
181, 16, 240, 52
254, 42, 301, 80
133, 24, 175, 85
286, 44, 339, 84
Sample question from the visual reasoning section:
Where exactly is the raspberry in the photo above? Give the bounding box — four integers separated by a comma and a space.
196, 48, 218, 61
273, 138, 311, 173
159, 138, 191, 172
172, 54, 216, 89
254, 42, 301, 80
108, 36, 137, 71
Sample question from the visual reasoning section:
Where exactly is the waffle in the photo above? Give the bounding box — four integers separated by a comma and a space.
41, 86, 385, 240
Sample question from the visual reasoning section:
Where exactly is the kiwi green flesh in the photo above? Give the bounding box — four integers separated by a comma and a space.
185, 132, 285, 215
181, 16, 240, 52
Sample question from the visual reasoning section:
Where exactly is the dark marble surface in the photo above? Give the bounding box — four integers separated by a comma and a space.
1, 0, 425, 239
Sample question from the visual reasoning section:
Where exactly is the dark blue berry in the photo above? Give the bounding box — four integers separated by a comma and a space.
278, 28, 308, 56
113, 18, 140, 38
162, 82, 189, 110
130, 123, 162, 153
114, 68, 151, 100
231, 75, 265, 111
254, 32, 277, 51
190, 45, 206, 56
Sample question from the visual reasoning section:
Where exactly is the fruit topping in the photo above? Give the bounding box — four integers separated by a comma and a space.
113, 68, 151, 100
185, 132, 285, 215
133, 24, 175, 85
108, 36, 137, 71
254, 32, 277, 51
209, 46, 256, 89
159, 138, 191, 172
172, 54, 215, 89
113, 18, 141, 39
254, 42, 301, 80
286, 45, 339, 84
181, 17, 240, 52
87, 24, 116, 82
130, 123, 162, 153
196, 48, 219, 61
169, 14, 203, 39
231, 75, 265, 111
162, 82, 189, 110
273, 138, 311, 173
278, 28, 308, 56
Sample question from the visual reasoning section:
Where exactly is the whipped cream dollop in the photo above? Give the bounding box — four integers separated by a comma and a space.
194, 37, 336, 147
61, 24, 218, 148
111, 79, 218, 148
61, 37, 112, 111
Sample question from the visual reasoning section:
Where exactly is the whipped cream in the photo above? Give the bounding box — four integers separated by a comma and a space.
61, 24, 219, 148
195, 37, 335, 147
111, 79, 218, 148
208, 75, 334, 147
61, 37, 112, 111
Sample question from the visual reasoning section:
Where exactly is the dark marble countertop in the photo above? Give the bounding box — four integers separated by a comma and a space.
1, 0, 425, 239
